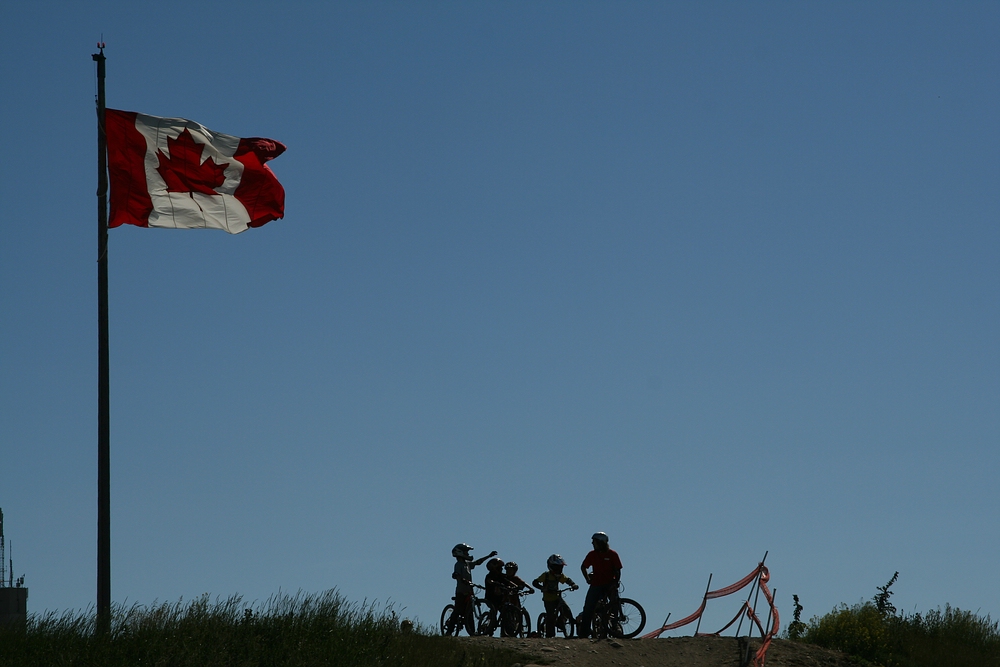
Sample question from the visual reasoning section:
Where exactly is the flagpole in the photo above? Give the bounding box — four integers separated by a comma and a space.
92, 42, 111, 632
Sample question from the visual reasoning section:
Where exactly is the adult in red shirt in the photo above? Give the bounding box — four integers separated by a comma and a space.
578, 531, 623, 637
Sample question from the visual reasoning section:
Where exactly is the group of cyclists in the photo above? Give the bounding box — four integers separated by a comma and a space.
446, 531, 628, 639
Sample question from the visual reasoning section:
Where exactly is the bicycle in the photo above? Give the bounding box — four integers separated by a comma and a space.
441, 584, 490, 636
536, 587, 577, 638
478, 587, 533, 637
588, 585, 646, 639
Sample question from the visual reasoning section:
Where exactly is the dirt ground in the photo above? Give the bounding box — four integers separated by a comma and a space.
461, 635, 856, 667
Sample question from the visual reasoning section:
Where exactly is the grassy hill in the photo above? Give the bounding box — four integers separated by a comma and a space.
1, 586, 997, 667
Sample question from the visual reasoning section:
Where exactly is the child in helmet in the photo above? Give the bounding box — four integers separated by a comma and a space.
503, 561, 535, 597
502, 561, 534, 636
484, 558, 508, 607
532, 554, 579, 637
447, 543, 497, 635
481, 557, 507, 634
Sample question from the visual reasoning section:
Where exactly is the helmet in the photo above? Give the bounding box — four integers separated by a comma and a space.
591, 532, 609, 545
504, 561, 518, 574
487, 557, 504, 572
547, 554, 566, 569
452, 543, 473, 560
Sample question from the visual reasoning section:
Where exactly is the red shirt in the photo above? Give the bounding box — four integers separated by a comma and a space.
582, 548, 622, 586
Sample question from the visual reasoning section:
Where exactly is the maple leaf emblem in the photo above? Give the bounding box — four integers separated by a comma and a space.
156, 129, 229, 195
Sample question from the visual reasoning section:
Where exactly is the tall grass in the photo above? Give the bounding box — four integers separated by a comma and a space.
0, 590, 530, 667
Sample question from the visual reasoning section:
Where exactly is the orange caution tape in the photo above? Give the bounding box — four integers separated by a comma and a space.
641, 563, 779, 667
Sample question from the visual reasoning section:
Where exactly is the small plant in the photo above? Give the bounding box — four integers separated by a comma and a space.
786, 594, 806, 640
874, 571, 899, 616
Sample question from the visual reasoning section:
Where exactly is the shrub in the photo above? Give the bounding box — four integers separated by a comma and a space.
802, 601, 894, 664
799, 602, 1000, 667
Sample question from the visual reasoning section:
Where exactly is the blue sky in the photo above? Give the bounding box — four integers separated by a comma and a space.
1, 1, 997, 632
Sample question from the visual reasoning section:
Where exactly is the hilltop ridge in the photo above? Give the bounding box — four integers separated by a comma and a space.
460, 635, 854, 667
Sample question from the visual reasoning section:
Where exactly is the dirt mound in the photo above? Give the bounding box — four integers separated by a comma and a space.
461, 635, 854, 667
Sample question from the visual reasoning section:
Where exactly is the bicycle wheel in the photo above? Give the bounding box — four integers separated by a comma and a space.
520, 608, 531, 637
617, 598, 646, 638
536, 612, 547, 635
440, 604, 455, 636
458, 600, 483, 635
476, 612, 490, 636
557, 607, 576, 638
476, 600, 497, 637
539, 610, 574, 638
500, 606, 519, 637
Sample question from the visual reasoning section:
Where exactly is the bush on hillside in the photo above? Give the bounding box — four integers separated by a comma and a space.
798, 602, 1000, 667
791, 573, 1000, 667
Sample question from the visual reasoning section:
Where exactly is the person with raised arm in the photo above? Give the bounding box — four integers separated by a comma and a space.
444, 543, 497, 635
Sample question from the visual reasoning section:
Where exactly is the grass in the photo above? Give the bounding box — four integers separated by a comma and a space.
0, 590, 533, 667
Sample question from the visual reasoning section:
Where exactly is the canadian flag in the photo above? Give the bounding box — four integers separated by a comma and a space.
106, 109, 286, 234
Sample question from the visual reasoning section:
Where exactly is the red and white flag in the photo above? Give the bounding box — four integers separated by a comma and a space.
106, 109, 286, 234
